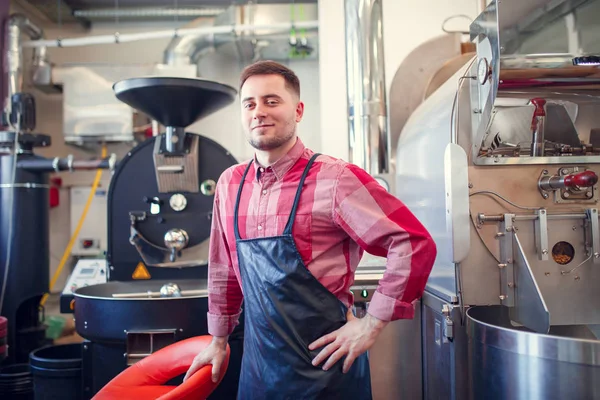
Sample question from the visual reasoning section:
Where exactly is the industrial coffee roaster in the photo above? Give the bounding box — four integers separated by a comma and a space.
392, 0, 600, 398
69, 77, 244, 399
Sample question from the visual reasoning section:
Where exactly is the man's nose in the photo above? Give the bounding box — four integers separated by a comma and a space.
253, 104, 267, 119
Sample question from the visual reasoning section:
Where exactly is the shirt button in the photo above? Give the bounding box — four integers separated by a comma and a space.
262, 190, 267, 195
258, 225, 263, 231
259, 167, 264, 172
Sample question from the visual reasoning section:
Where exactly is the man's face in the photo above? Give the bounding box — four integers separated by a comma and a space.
240, 74, 304, 151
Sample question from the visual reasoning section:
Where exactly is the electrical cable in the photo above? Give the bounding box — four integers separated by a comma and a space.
469, 190, 542, 210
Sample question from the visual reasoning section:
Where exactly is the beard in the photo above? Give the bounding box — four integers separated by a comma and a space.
247, 123, 296, 151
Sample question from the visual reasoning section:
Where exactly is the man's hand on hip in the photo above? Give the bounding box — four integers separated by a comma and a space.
183, 335, 229, 383
308, 311, 388, 373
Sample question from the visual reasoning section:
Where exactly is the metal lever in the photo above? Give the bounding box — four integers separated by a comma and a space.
530, 98, 546, 157
539, 170, 598, 191
586, 208, 600, 264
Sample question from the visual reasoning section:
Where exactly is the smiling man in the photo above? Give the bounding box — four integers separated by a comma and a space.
184, 60, 437, 399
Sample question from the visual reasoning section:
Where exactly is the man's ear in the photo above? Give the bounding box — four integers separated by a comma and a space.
296, 101, 305, 122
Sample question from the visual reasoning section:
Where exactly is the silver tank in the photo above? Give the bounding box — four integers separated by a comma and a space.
467, 306, 600, 400
393, 0, 600, 398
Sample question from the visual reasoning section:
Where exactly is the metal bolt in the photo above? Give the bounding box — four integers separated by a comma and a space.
83, 344, 88, 350
573, 226, 577, 230
499, 295, 507, 300
543, 193, 549, 199
508, 282, 514, 288
575, 276, 581, 281
496, 232, 505, 238
542, 249, 548, 255
563, 192, 570, 198
507, 258, 513, 263
498, 263, 507, 269
542, 170, 548, 175
541, 210, 546, 214
468, 183, 473, 188
506, 227, 513, 232
595, 253, 599, 259
545, 272, 550, 276
561, 168, 570, 175
587, 191, 593, 198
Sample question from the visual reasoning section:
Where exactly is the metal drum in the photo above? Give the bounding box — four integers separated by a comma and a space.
467, 305, 600, 400
73, 279, 210, 342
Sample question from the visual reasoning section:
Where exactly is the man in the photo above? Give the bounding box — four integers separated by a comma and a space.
184, 60, 436, 399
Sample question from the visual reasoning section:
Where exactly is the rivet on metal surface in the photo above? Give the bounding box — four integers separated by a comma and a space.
498, 264, 507, 269
507, 258, 513, 263
468, 183, 473, 189
499, 295, 507, 300
542, 170, 548, 175
508, 282, 514, 288
505, 227, 513, 232
575, 276, 581, 281
545, 272, 550, 276
595, 253, 599, 258
496, 232, 505, 238
543, 193, 548, 199
573, 226, 577, 230
542, 249, 548, 255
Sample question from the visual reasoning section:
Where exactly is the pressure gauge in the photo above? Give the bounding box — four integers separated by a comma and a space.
169, 193, 187, 212
477, 57, 491, 85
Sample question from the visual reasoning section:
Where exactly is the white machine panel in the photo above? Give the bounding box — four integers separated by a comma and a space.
62, 259, 108, 295
70, 186, 108, 256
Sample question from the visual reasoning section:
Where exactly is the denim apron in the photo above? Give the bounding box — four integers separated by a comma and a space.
234, 153, 372, 400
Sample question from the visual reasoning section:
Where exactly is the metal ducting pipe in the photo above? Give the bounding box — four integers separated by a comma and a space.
344, 0, 389, 176
74, 7, 225, 20
4, 14, 50, 120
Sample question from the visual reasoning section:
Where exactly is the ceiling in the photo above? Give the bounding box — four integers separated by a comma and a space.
17, 0, 318, 27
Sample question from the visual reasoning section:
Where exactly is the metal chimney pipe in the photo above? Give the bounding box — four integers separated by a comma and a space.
344, 0, 390, 175
4, 14, 46, 123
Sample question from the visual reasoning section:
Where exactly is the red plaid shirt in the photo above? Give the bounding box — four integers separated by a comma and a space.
207, 138, 436, 336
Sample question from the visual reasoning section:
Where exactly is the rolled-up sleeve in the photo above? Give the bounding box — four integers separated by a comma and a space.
332, 164, 437, 321
207, 178, 244, 336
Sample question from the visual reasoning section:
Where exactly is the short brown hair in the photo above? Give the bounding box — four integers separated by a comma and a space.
239, 60, 300, 98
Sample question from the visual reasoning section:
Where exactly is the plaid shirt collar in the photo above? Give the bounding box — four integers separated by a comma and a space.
253, 136, 305, 181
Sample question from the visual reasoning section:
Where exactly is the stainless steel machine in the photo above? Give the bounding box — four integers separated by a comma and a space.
67, 77, 244, 399
393, 0, 600, 398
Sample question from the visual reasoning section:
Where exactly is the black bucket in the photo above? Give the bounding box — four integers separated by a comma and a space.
0, 363, 34, 400
29, 344, 82, 400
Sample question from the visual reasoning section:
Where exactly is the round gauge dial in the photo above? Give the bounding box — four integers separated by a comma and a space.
169, 193, 187, 212
477, 57, 491, 85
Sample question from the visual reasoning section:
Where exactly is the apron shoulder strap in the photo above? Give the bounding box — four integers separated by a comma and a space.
234, 160, 254, 241
283, 153, 320, 235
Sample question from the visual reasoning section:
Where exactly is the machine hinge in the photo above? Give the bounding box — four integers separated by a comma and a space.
442, 304, 454, 341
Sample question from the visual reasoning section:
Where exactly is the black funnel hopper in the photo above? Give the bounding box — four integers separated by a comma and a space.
113, 77, 237, 128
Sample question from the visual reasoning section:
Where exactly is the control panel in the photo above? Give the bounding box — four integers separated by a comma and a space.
60, 259, 107, 313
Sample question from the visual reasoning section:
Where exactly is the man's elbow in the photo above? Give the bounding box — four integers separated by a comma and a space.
418, 231, 437, 277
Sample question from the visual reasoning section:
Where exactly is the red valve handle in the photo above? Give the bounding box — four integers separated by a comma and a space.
564, 170, 598, 188
530, 98, 547, 117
